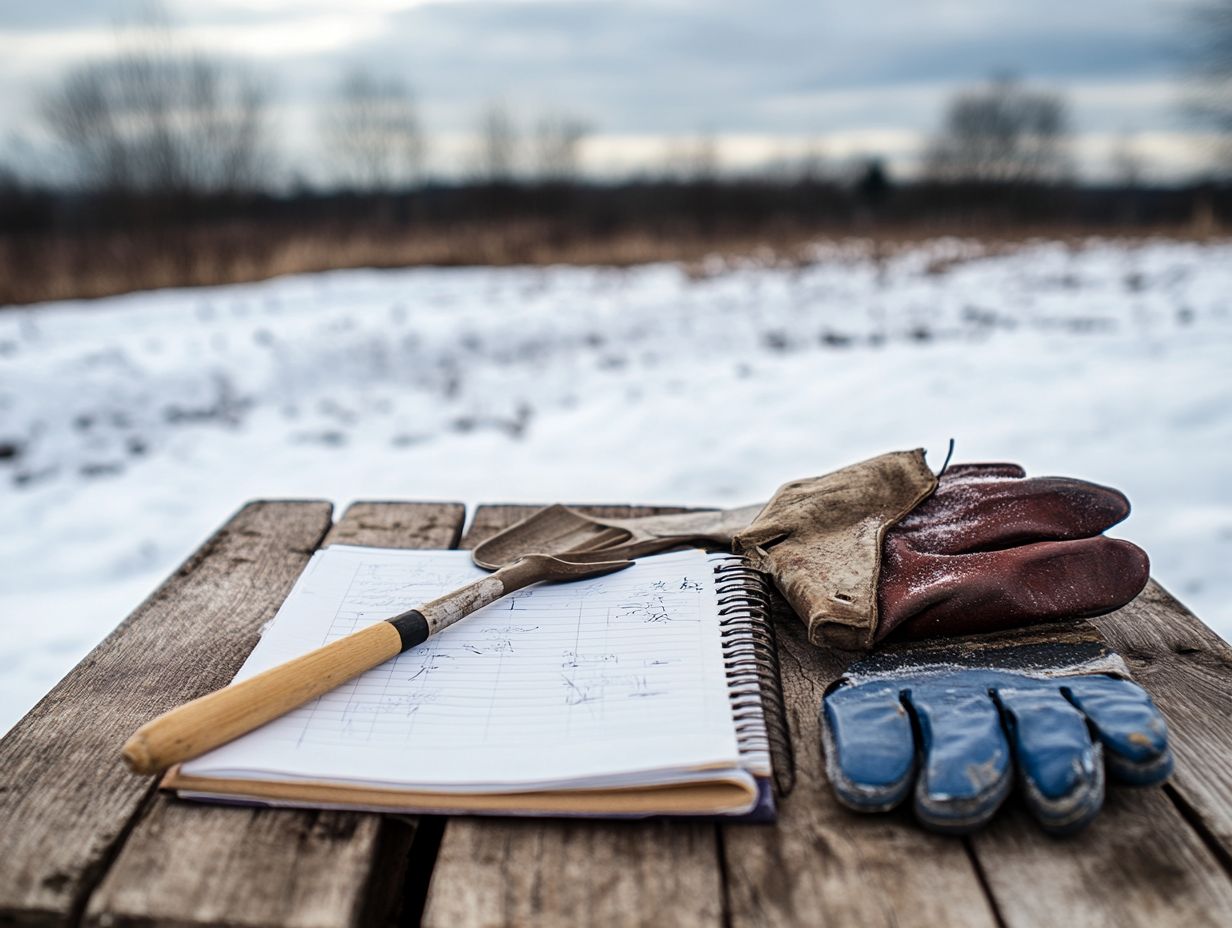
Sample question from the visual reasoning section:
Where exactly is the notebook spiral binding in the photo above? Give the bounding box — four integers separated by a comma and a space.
712, 554, 796, 797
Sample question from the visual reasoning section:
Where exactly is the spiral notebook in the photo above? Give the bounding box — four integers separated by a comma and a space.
165, 546, 789, 820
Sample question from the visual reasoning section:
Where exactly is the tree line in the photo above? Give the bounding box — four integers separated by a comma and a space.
26, 55, 1083, 196
0, 3, 1229, 306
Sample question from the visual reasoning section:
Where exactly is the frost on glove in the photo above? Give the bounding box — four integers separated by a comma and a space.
819, 622, 1172, 834
733, 450, 1150, 650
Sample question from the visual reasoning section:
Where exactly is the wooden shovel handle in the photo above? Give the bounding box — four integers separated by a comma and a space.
121, 556, 620, 775
122, 621, 402, 775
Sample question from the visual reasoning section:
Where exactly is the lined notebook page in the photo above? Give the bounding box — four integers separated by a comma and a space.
181, 547, 743, 791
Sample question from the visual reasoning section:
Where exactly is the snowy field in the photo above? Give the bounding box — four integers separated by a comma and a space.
2, 237, 1230, 733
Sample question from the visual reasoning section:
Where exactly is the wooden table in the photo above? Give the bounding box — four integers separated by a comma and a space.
3, 500, 1231, 928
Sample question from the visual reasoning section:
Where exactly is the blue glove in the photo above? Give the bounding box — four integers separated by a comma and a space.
820, 624, 1173, 834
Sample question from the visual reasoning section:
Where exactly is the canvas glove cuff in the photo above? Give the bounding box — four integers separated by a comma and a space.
733, 449, 936, 649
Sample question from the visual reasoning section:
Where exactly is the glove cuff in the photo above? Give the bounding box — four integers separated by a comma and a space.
838, 620, 1132, 682
733, 448, 937, 650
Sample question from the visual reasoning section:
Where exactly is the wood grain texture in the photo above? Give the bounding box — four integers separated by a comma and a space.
954, 580, 1232, 928
427, 817, 724, 928
973, 788, 1232, 928
722, 598, 999, 928
0, 500, 335, 928
324, 502, 465, 550
320, 500, 463, 549
421, 504, 726, 928
1090, 581, 1232, 859
83, 501, 466, 928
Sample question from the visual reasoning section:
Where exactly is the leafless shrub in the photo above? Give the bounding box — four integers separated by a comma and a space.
1111, 133, 1147, 187
766, 143, 828, 183
476, 103, 519, 183
662, 132, 720, 181
320, 69, 425, 191
924, 77, 1072, 184
533, 114, 591, 182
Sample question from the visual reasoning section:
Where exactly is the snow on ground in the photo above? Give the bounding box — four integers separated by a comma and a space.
2, 237, 1230, 733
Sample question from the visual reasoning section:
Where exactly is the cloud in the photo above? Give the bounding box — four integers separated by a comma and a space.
325, 0, 1178, 133
0, 0, 1208, 178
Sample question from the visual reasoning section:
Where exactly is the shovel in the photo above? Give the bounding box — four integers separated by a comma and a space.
123, 503, 764, 774
472, 502, 767, 569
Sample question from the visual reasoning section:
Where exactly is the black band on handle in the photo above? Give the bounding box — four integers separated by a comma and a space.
387, 610, 430, 652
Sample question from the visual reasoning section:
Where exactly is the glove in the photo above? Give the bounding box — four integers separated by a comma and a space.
878, 462, 1151, 641
734, 450, 1151, 649
820, 623, 1173, 834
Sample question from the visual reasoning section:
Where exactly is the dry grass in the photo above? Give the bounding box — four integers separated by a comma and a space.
1, 218, 1225, 306
0, 221, 781, 305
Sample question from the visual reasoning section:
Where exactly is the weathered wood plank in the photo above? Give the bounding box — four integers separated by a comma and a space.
973, 787, 1232, 928
722, 598, 999, 928
323, 501, 464, 551
1091, 581, 1232, 860
0, 501, 335, 928
83, 502, 465, 928
421, 504, 726, 928
428, 818, 723, 928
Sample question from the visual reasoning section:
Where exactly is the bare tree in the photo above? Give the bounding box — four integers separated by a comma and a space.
1110, 132, 1146, 187
533, 114, 591, 182
795, 141, 828, 183
924, 76, 1072, 184
40, 19, 272, 195
662, 132, 720, 181
762, 141, 828, 183
475, 103, 518, 183
1185, 0, 1232, 169
0, 134, 30, 192
320, 69, 425, 191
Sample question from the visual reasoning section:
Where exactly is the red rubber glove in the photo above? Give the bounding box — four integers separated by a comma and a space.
878, 464, 1150, 642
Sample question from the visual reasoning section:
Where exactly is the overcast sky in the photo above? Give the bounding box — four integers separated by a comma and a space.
0, 0, 1218, 182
